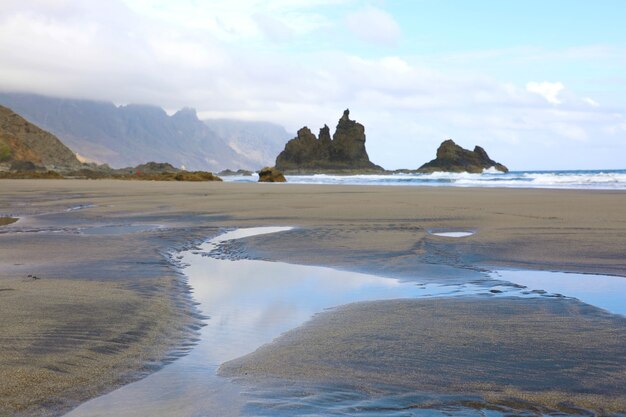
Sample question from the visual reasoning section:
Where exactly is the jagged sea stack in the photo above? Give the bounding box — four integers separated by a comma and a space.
275, 109, 383, 173
418, 139, 508, 173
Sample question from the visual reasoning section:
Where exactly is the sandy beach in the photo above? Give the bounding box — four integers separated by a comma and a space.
1, 179, 625, 416
221, 297, 626, 412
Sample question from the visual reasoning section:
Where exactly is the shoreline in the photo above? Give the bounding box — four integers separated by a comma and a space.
1, 180, 625, 415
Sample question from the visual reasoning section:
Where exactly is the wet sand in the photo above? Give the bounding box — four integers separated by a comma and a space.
0, 216, 18, 226
0, 277, 189, 416
221, 297, 626, 413
1, 179, 625, 415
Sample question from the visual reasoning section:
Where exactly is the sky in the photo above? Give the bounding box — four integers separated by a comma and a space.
1, 0, 625, 170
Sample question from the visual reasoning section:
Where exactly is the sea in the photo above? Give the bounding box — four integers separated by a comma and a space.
223, 168, 626, 190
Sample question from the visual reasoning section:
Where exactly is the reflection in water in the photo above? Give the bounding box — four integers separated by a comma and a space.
493, 269, 626, 316
431, 231, 474, 238
244, 382, 544, 417
65, 227, 625, 416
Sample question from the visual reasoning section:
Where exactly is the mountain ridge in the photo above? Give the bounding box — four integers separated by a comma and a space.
0, 93, 290, 171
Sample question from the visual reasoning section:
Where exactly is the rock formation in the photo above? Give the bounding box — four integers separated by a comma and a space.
275, 109, 383, 173
258, 167, 286, 182
218, 169, 253, 176
418, 139, 508, 173
0, 105, 81, 171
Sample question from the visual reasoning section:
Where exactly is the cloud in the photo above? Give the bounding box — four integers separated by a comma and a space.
526, 81, 565, 104
0, 1, 625, 170
345, 6, 401, 46
584, 97, 600, 107
124, 0, 337, 42
253, 13, 294, 42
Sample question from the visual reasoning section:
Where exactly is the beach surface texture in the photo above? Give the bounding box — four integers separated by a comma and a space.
0, 179, 625, 415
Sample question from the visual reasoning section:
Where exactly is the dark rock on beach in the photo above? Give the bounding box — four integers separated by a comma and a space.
418, 139, 508, 173
9, 160, 44, 172
258, 167, 286, 182
275, 109, 383, 173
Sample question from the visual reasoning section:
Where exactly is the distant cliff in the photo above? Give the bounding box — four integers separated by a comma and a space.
0, 93, 291, 171
0, 105, 81, 171
418, 139, 508, 173
275, 109, 383, 173
205, 119, 292, 171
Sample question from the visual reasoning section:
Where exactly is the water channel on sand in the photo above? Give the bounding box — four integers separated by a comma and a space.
65, 227, 626, 416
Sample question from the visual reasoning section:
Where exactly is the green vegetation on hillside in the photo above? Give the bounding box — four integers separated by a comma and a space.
0, 140, 12, 162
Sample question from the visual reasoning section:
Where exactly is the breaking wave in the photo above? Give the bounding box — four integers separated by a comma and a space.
224, 169, 626, 190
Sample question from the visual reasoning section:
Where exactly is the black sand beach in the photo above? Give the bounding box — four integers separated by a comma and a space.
1, 179, 625, 415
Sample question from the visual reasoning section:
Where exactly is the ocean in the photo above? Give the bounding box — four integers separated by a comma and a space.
223, 169, 626, 190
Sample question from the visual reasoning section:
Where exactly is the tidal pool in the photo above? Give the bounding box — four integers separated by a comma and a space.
428, 229, 475, 238
492, 269, 626, 316
431, 231, 474, 237
64, 227, 625, 416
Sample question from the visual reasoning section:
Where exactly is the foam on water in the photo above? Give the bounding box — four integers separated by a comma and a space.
222, 169, 626, 190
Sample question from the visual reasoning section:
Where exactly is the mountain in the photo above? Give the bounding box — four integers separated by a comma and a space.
418, 139, 508, 173
0, 105, 81, 170
275, 109, 383, 173
204, 119, 292, 170
0, 93, 288, 171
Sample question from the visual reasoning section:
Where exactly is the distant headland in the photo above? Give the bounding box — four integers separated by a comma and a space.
0, 105, 221, 181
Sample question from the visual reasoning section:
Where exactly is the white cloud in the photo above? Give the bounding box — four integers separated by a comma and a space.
124, 0, 336, 42
252, 13, 294, 42
345, 6, 401, 46
526, 81, 565, 104
0, 1, 625, 170
584, 97, 600, 107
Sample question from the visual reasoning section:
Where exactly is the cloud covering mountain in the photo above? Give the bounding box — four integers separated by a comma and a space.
1, 1, 625, 169
0, 93, 290, 171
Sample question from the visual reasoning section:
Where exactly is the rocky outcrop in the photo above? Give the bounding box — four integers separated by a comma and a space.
418, 139, 508, 173
0, 105, 81, 171
258, 167, 286, 183
275, 109, 383, 173
127, 162, 179, 174
218, 169, 253, 176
